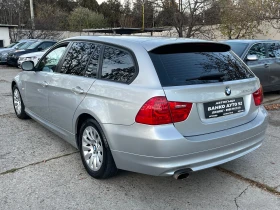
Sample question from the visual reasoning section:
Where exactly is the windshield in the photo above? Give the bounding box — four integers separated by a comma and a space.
27, 41, 41, 50
18, 41, 36, 50
5, 42, 18, 48
225, 42, 249, 57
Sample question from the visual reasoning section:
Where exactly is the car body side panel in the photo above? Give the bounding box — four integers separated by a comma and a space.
268, 57, 280, 90
48, 73, 96, 133
23, 71, 53, 121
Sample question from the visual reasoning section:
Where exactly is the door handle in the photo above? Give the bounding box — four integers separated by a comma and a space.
71, 86, 84, 94
264, 64, 269, 68
41, 81, 48, 87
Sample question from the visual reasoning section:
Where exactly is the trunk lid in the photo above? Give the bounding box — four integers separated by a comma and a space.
149, 42, 260, 136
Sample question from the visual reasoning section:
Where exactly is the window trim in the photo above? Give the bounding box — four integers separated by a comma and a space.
99, 44, 139, 84
54, 41, 102, 78
266, 42, 280, 58
245, 42, 268, 61
63, 39, 139, 84
35, 41, 71, 71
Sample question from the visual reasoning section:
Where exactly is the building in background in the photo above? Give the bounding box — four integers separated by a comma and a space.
0, 24, 17, 47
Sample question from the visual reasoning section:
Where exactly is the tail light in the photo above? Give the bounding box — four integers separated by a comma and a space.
135, 96, 193, 125
253, 86, 263, 106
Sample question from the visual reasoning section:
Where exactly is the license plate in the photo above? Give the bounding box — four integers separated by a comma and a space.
204, 98, 245, 119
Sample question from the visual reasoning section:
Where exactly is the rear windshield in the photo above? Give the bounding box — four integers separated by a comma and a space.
149, 50, 254, 87
225, 42, 248, 57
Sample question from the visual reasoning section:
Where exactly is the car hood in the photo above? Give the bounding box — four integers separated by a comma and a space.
0, 49, 14, 54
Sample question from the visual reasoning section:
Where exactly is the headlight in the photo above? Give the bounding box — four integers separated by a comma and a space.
2, 53, 8, 57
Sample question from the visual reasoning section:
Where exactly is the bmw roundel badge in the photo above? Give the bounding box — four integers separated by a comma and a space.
225, 87, 231, 96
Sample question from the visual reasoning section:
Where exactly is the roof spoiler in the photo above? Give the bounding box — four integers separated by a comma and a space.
149, 42, 231, 54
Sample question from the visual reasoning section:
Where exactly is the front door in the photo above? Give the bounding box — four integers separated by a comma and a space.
245, 43, 270, 91
48, 42, 102, 133
24, 44, 68, 121
267, 42, 280, 91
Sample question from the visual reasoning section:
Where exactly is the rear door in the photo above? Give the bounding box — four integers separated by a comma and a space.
48, 41, 102, 133
267, 42, 280, 91
245, 43, 271, 90
149, 43, 259, 136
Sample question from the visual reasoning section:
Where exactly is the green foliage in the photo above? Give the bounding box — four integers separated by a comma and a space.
219, 0, 263, 39
68, 7, 108, 31
99, 0, 122, 27
78, 0, 99, 12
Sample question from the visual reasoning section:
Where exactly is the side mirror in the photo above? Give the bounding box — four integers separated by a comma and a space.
38, 47, 43, 51
22, 61, 34, 71
246, 55, 258, 61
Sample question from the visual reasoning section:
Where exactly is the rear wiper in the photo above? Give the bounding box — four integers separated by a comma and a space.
185, 72, 225, 81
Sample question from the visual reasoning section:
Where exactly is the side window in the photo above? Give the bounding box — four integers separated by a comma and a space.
60, 42, 96, 76
267, 42, 280, 58
37, 45, 67, 72
101, 46, 136, 83
247, 43, 266, 60
85, 45, 101, 78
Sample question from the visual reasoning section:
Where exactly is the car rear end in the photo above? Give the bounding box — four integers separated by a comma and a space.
102, 41, 268, 177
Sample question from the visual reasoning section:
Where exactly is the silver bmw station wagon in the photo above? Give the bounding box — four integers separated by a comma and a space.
12, 36, 268, 179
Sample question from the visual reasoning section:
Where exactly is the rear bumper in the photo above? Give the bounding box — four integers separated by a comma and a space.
104, 106, 268, 176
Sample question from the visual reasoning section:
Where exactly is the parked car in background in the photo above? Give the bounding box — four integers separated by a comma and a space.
7, 40, 56, 66
0, 42, 18, 49
224, 40, 280, 92
0, 40, 37, 64
13, 36, 267, 179
18, 47, 50, 68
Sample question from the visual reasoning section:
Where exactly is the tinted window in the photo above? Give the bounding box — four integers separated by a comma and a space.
101, 46, 136, 83
85, 45, 101, 78
149, 51, 254, 87
13, 42, 25, 49
37, 45, 67, 72
38, 42, 55, 51
225, 42, 248, 57
267, 42, 280, 58
27, 41, 40, 49
60, 42, 96, 76
247, 43, 266, 60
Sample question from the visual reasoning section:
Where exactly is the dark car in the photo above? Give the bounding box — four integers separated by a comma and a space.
224, 40, 280, 92
7, 40, 56, 66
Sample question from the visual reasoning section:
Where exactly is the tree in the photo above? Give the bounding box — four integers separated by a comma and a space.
68, 7, 108, 32
262, 0, 280, 29
99, 0, 122, 28
154, 0, 218, 38
119, 0, 133, 27
78, 0, 99, 12
219, 0, 263, 39
132, 0, 154, 28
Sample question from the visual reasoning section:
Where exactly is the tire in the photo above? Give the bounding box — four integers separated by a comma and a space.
79, 118, 118, 179
12, 86, 29, 119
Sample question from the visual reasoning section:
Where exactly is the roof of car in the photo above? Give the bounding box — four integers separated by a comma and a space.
65, 36, 219, 51
224, 39, 279, 44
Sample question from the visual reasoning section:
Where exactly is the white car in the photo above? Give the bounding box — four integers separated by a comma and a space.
17, 48, 49, 68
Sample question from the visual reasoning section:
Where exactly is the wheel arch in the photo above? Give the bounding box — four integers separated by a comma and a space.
75, 113, 104, 148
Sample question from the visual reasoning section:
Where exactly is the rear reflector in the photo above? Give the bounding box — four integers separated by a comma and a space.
253, 86, 263, 106
135, 96, 192, 125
